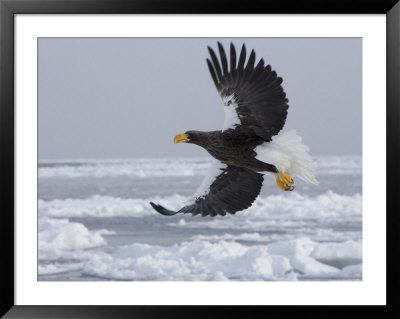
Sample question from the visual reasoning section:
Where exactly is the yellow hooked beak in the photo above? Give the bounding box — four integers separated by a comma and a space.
174, 133, 189, 144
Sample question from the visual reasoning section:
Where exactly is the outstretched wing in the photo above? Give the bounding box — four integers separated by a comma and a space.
207, 42, 289, 141
150, 161, 264, 217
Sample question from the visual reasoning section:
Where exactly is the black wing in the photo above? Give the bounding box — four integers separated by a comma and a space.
207, 42, 289, 141
150, 162, 264, 217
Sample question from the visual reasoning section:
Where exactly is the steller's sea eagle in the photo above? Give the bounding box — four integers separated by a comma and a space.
150, 42, 318, 217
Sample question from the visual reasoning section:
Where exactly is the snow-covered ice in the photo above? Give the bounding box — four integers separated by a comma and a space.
38, 156, 362, 281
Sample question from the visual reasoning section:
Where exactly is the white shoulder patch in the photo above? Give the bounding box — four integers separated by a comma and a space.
221, 94, 241, 131
186, 161, 227, 204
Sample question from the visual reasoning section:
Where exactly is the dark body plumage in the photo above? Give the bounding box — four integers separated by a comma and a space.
186, 130, 278, 173
150, 42, 290, 217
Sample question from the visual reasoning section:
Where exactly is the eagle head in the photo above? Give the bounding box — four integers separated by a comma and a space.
174, 131, 205, 144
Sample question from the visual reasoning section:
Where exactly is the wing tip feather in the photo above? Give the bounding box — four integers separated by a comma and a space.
149, 202, 179, 216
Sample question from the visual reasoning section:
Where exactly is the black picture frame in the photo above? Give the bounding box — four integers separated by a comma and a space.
1, 0, 399, 318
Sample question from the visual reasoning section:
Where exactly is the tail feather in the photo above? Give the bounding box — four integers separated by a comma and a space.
255, 130, 318, 185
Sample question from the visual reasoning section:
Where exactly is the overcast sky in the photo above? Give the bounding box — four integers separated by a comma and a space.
38, 37, 361, 160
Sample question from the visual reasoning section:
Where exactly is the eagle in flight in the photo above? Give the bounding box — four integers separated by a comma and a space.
150, 42, 318, 217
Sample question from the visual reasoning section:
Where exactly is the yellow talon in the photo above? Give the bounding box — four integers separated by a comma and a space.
276, 171, 295, 191
279, 171, 293, 185
276, 176, 287, 191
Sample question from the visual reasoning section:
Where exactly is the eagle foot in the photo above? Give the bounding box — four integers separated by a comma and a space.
276, 171, 294, 191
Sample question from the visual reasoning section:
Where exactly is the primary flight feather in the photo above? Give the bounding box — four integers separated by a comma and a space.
150, 42, 318, 217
